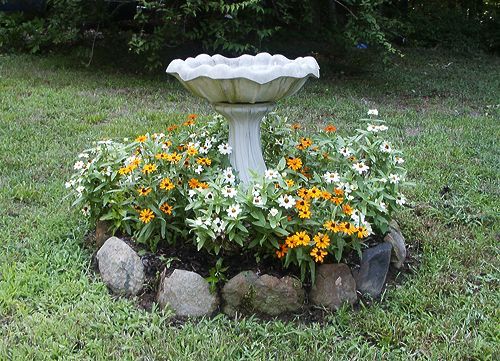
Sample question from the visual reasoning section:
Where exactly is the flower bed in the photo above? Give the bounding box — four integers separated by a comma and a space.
68, 111, 408, 283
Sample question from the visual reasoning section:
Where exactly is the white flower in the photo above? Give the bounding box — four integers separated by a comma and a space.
379, 178, 388, 183
194, 165, 203, 174
275, 139, 284, 146
352, 162, 369, 174
396, 193, 406, 206
227, 204, 242, 218
380, 141, 392, 153
161, 143, 170, 150
389, 173, 401, 184
223, 167, 236, 184
368, 109, 379, 116
379, 201, 388, 213
101, 166, 112, 176
81, 205, 90, 216
187, 141, 200, 149
204, 218, 212, 227
265, 169, 279, 180
194, 217, 204, 227
277, 194, 296, 209
222, 186, 237, 198
269, 208, 279, 217
198, 145, 209, 154
188, 189, 197, 198
212, 217, 225, 233
378, 125, 388, 131
123, 138, 129, 142
76, 185, 85, 194
367, 124, 378, 132
394, 156, 405, 164
339, 147, 353, 157
78, 153, 89, 159
205, 192, 214, 201
73, 161, 85, 170
218, 143, 232, 155
253, 195, 264, 206
351, 210, 366, 226
65, 180, 75, 188
323, 171, 340, 184
350, 182, 358, 191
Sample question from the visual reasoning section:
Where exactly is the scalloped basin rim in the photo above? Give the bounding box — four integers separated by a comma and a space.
166, 53, 320, 84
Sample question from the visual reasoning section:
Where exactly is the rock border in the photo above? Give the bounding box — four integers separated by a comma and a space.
94, 222, 407, 317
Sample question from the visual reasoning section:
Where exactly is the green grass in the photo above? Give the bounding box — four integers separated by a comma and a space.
1, 49, 499, 360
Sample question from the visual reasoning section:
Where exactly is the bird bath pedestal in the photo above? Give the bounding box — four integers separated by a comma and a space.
166, 53, 319, 184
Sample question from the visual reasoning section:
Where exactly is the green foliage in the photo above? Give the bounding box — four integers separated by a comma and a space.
206, 258, 229, 292
67, 111, 408, 281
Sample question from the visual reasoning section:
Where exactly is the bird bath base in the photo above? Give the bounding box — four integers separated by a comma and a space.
214, 102, 276, 184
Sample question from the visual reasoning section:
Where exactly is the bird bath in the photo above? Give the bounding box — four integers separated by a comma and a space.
166, 53, 319, 183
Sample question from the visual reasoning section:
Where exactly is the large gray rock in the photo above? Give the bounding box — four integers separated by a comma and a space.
309, 264, 357, 310
157, 269, 219, 317
355, 243, 392, 298
96, 237, 144, 296
384, 220, 407, 269
222, 271, 304, 316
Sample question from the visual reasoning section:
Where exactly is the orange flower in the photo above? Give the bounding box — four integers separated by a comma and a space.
276, 244, 288, 258
142, 163, 157, 174
188, 178, 200, 189
348, 155, 357, 162
296, 137, 313, 150
167, 125, 178, 132
310, 247, 327, 263
197, 182, 209, 189
160, 202, 173, 215
324, 124, 337, 132
334, 188, 344, 196
291, 123, 301, 130
159, 178, 175, 191
135, 135, 147, 143
342, 204, 354, 215
331, 197, 344, 205
137, 187, 152, 196
139, 208, 155, 223
287, 157, 303, 171
321, 190, 332, 200
188, 113, 197, 120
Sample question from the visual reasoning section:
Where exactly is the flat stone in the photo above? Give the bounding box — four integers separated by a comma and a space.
384, 220, 407, 269
157, 269, 219, 317
309, 264, 357, 310
222, 271, 304, 316
355, 243, 392, 298
96, 237, 144, 296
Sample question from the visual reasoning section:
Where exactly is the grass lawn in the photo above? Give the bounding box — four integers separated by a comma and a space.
0, 49, 499, 360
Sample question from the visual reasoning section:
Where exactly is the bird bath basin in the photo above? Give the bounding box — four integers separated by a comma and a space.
166, 53, 319, 183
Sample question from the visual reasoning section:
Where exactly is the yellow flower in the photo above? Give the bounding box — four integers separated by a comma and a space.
186, 147, 198, 156
310, 247, 327, 263
285, 179, 295, 187
340, 222, 356, 236
159, 178, 175, 191
313, 232, 330, 249
297, 188, 310, 199
196, 157, 212, 166
142, 163, 157, 174
324, 220, 340, 233
298, 209, 311, 219
308, 186, 322, 199
135, 135, 147, 143
166, 152, 182, 163
295, 231, 310, 246
296, 137, 312, 150
139, 208, 155, 223
137, 187, 152, 196
276, 244, 288, 258
285, 235, 298, 249
155, 153, 169, 160
119, 166, 131, 175
160, 202, 173, 215
287, 157, 303, 171
295, 198, 310, 212
357, 226, 369, 238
